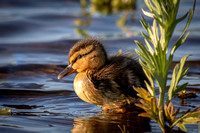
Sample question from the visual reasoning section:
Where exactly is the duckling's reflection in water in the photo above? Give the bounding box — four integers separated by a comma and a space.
71, 110, 150, 133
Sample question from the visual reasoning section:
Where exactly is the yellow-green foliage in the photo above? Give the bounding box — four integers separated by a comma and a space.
134, 0, 200, 132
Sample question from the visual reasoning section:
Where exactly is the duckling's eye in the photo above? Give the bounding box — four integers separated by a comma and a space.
71, 54, 83, 65
77, 54, 82, 59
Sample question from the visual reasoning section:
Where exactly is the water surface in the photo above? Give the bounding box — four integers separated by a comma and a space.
0, 0, 200, 132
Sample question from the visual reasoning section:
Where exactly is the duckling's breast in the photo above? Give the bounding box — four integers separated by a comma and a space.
74, 72, 104, 105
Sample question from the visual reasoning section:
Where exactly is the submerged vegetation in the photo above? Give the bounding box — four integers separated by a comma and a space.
81, 0, 135, 15
76, 0, 136, 37
0, 108, 11, 115
134, 0, 200, 132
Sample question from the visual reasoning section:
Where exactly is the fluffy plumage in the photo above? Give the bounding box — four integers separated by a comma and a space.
58, 38, 148, 111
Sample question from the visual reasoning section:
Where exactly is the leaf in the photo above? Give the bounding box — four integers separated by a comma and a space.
145, 39, 154, 55
174, 83, 188, 96
176, 12, 189, 24
171, 108, 200, 131
176, 123, 187, 131
153, 13, 164, 28
151, 0, 162, 15
135, 41, 155, 68
140, 15, 148, 31
138, 59, 149, 71
135, 101, 151, 113
151, 98, 158, 115
169, 32, 190, 61
116, 49, 122, 56
152, 20, 159, 46
136, 97, 160, 123
135, 49, 147, 62
144, 0, 153, 12
142, 8, 154, 18
139, 112, 154, 119
167, 55, 189, 104
133, 87, 152, 101
145, 81, 154, 96
141, 31, 152, 42
164, 102, 180, 125
170, 0, 195, 58
160, 2, 168, 17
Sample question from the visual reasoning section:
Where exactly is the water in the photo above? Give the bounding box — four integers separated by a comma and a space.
0, 0, 199, 132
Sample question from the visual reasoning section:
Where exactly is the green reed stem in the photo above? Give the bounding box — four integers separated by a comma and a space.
135, 0, 196, 132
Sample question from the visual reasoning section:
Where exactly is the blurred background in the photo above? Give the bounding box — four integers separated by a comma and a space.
0, 0, 199, 132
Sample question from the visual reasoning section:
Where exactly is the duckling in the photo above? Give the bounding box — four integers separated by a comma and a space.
58, 38, 148, 111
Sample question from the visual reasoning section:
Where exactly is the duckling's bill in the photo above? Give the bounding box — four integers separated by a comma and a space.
58, 64, 77, 79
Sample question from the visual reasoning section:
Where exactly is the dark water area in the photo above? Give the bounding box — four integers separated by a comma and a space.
0, 0, 199, 133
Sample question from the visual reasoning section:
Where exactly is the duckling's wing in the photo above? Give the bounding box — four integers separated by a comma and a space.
91, 78, 123, 98
92, 55, 148, 98
89, 77, 136, 108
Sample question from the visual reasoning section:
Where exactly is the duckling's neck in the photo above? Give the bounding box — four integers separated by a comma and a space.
85, 59, 107, 74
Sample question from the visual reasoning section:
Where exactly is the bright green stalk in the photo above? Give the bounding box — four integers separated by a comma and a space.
134, 0, 199, 132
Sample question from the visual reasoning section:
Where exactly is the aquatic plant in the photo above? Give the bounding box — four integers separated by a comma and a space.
134, 0, 200, 132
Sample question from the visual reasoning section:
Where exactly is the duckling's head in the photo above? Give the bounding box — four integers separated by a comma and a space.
58, 38, 107, 79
